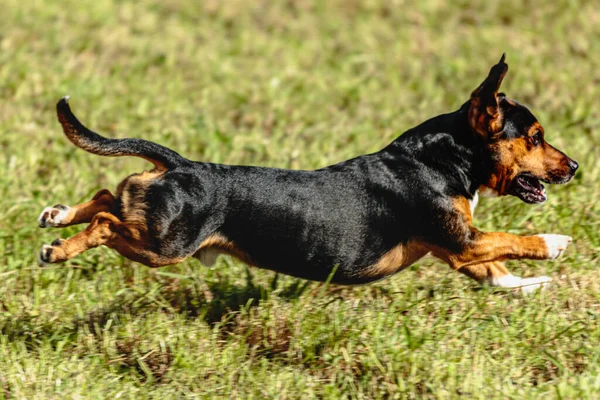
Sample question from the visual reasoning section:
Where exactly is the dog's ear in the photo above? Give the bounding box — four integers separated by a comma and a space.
468, 54, 508, 138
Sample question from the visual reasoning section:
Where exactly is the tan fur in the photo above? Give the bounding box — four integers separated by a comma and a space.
453, 197, 474, 224
44, 212, 120, 263
430, 230, 549, 270
43, 189, 115, 227
42, 170, 187, 267
469, 98, 504, 138
468, 58, 507, 138
69, 189, 115, 224
458, 261, 511, 283
116, 169, 164, 231
360, 241, 429, 280
484, 130, 571, 195
46, 211, 187, 267
427, 197, 549, 271
42, 61, 571, 289
194, 233, 255, 266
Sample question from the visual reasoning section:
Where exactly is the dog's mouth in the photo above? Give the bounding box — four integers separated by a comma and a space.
509, 174, 547, 204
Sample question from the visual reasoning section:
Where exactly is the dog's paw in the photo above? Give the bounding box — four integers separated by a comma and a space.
490, 274, 552, 294
519, 275, 552, 294
38, 204, 70, 228
37, 239, 65, 266
537, 234, 572, 260
38, 244, 54, 266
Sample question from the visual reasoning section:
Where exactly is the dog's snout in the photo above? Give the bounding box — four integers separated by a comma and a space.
567, 159, 579, 174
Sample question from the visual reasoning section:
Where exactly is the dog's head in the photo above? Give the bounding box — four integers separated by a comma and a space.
469, 54, 578, 204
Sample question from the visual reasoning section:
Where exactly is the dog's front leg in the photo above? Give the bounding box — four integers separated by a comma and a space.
457, 260, 553, 294
435, 197, 570, 293
431, 229, 572, 270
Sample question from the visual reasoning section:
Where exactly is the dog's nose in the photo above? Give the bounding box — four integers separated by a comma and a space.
568, 159, 579, 174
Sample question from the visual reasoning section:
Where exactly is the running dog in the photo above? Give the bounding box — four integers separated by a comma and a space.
38, 54, 578, 293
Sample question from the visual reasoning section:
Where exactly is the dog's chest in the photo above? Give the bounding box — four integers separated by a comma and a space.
469, 191, 479, 216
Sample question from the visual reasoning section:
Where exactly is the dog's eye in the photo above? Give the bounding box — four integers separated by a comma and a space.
531, 132, 542, 146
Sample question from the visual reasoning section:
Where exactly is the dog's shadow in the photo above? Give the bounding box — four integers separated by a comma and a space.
79, 266, 312, 333
159, 267, 311, 325
0, 266, 309, 349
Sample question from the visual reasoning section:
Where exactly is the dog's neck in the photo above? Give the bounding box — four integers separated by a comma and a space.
384, 103, 490, 198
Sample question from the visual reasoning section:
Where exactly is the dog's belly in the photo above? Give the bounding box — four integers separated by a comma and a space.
193, 232, 429, 284
191, 232, 255, 267
193, 248, 220, 267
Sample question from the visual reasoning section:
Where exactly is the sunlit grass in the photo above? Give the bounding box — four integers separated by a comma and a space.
0, 0, 599, 398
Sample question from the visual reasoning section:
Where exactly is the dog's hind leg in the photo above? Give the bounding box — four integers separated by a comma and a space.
458, 261, 552, 294
38, 211, 187, 267
38, 211, 122, 264
38, 189, 115, 228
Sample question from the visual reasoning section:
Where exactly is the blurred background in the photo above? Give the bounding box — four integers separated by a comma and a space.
0, 0, 599, 398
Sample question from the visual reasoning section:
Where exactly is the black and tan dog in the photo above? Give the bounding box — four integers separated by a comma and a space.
38, 55, 578, 293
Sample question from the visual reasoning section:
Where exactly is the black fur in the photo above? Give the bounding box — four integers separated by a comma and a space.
57, 98, 189, 170
58, 99, 489, 284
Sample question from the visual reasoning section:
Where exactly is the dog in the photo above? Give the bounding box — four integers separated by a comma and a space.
38, 54, 578, 293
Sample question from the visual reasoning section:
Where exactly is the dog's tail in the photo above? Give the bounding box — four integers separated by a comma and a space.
56, 97, 189, 170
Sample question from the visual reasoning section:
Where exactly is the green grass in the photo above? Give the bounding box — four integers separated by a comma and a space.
1, 0, 600, 398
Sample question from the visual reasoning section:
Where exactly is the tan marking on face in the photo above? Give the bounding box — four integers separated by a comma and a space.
483, 126, 572, 194
360, 241, 429, 280
527, 122, 543, 137
484, 139, 524, 194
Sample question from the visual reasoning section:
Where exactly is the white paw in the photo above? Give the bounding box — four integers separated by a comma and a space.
490, 274, 552, 294
490, 274, 523, 288
537, 234, 572, 260
37, 244, 53, 266
38, 205, 70, 228
519, 275, 552, 294
37, 238, 65, 266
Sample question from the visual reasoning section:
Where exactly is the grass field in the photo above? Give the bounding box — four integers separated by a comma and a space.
1, 0, 600, 398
